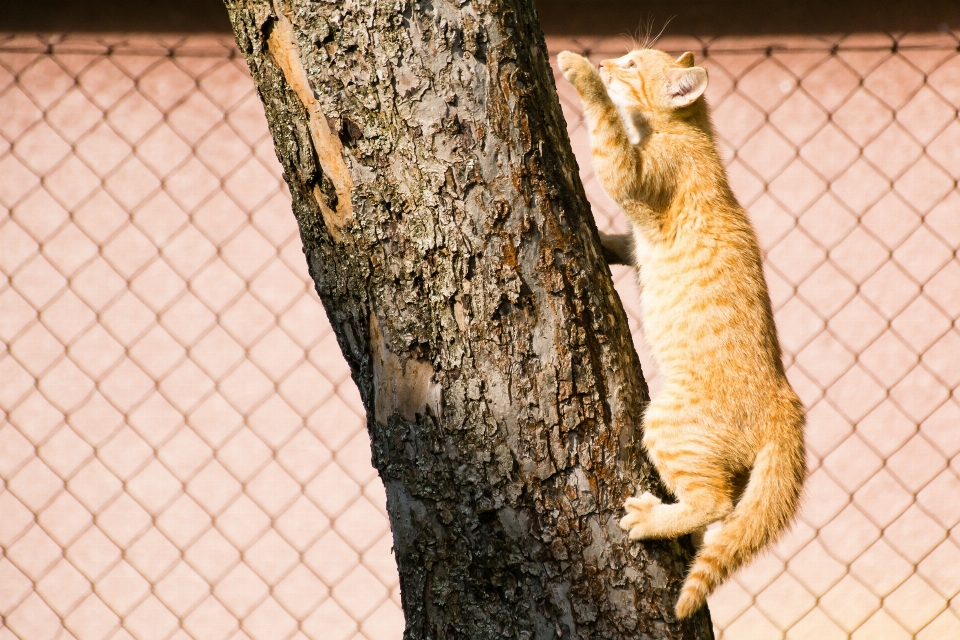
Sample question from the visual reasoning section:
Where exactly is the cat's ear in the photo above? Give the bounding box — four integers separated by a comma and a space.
675, 51, 695, 68
667, 67, 708, 108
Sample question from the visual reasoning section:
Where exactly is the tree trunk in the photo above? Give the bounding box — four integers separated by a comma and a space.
223, 1, 714, 638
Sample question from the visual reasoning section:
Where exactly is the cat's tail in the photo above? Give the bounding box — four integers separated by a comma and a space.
675, 410, 806, 619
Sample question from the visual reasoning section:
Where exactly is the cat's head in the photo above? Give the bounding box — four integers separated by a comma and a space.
599, 49, 708, 116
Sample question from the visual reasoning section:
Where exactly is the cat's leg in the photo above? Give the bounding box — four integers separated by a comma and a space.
621, 410, 735, 540
680, 471, 741, 545
621, 481, 732, 541
556, 52, 642, 202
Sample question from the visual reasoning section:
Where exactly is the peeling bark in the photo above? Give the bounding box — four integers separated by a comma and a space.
266, 8, 355, 239
224, 1, 714, 638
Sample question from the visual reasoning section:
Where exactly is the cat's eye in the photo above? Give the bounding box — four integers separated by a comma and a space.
623, 60, 637, 69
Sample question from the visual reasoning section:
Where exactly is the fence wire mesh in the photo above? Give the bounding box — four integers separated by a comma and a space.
0, 31, 958, 640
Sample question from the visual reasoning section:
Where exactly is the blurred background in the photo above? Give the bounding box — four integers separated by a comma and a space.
1, 2, 959, 639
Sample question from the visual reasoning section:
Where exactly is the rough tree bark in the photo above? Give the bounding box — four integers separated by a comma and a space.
224, 1, 714, 638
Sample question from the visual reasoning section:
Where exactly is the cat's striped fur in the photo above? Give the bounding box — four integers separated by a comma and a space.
558, 48, 806, 619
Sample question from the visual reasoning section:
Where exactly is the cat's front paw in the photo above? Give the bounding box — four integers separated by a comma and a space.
619, 492, 662, 540
557, 51, 598, 88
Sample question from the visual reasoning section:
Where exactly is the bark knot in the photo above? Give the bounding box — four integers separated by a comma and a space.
371, 311, 442, 425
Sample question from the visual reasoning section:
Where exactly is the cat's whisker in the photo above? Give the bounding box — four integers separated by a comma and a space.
647, 16, 676, 49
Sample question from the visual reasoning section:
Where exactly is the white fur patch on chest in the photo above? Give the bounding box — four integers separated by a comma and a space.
605, 83, 644, 145
618, 105, 643, 145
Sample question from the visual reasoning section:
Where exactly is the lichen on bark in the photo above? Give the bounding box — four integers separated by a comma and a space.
224, 0, 715, 638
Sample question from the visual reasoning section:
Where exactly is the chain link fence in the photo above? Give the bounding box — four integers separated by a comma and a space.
0, 31, 957, 640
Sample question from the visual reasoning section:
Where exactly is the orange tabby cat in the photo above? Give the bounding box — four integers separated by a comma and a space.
558, 48, 806, 618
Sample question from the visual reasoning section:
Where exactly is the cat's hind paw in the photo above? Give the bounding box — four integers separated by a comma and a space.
619, 492, 662, 539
